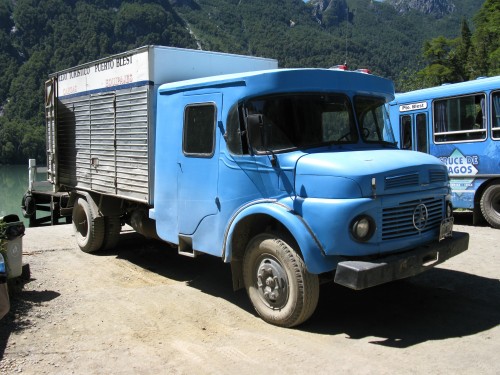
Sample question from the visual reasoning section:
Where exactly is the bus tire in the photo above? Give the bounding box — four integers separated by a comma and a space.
242, 233, 319, 327
480, 184, 500, 229
72, 198, 105, 253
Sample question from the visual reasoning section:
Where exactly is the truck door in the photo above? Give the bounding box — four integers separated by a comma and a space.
177, 93, 222, 235
400, 112, 429, 153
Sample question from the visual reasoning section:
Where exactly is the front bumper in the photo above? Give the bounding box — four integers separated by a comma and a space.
334, 231, 469, 290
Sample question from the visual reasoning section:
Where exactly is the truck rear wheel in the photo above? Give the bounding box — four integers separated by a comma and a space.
72, 198, 104, 253
480, 184, 500, 229
101, 216, 121, 250
242, 233, 319, 327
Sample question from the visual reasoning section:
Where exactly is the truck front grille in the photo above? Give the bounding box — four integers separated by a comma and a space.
381, 197, 443, 240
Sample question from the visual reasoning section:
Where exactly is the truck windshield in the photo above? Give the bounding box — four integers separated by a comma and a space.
243, 93, 358, 153
355, 96, 396, 146
242, 93, 395, 154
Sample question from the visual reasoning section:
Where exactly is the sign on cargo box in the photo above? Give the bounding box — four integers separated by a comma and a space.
57, 50, 149, 97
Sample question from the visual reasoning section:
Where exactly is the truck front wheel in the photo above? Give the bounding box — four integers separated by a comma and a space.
242, 233, 319, 327
72, 198, 105, 253
480, 184, 500, 229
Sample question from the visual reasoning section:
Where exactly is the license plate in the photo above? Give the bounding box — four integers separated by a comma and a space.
439, 217, 454, 241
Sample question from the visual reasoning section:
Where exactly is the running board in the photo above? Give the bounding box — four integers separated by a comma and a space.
178, 235, 200, 258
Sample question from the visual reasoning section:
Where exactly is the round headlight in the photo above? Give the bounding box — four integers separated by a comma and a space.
351, 215, 375, 242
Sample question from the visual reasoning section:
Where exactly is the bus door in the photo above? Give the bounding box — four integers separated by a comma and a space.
399, 111, 429, 153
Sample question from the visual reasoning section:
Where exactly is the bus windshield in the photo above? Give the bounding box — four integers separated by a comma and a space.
243, 93, 395, 154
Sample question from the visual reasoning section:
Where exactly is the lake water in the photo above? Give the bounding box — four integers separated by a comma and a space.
0, 164, 29, 224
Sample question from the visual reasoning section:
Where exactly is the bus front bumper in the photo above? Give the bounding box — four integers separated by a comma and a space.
334, 231, 469, 290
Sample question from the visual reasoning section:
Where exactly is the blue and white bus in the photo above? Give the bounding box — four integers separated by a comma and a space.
388, 76, 500, 228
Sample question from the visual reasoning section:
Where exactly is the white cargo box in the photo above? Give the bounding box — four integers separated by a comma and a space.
46, 46, 277, 203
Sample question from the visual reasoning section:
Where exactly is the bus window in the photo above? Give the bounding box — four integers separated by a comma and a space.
433, 93, 487, 143
400, 115, 412, 149
416, 113, 428, 153
493, 91, 500, 140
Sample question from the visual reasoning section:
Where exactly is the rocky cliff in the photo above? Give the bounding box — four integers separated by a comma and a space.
309, 0, 456, 20
387, 0, 456, 18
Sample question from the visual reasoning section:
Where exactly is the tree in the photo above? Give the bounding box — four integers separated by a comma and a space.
470, 0, 500, 77
453, 19, 472, 81
418, 36, 457, 85
415, 0, 499, 88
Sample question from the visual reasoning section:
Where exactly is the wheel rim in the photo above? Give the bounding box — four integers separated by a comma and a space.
255, 256, 289, 309
491, 190, 500, 215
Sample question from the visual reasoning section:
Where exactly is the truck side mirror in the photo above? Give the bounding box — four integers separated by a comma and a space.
246, 113, 265, 153
246, 113, 277, 165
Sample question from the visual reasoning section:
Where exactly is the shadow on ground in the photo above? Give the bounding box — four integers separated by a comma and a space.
98, 228, 500, 348
0, 287, 60, 359
99, 231, 253, 313
304, 269, 500, 347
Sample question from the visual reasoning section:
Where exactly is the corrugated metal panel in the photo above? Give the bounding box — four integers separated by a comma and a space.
90, 93, 116, 194
115, 86, 150, 201
56, 85, 151, 203
58, 95, 91, 189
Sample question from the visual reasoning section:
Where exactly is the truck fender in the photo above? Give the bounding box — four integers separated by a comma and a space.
223, 201, 339, 278
71, 191, 102, 219
70, 190, 123, 217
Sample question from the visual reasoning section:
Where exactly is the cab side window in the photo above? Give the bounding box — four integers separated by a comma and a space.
183, 104, 216, 157
226, 104, 250, 155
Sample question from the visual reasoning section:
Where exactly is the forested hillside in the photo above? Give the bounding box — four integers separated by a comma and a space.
0, 0, 493, 164
172, 0, 485, 75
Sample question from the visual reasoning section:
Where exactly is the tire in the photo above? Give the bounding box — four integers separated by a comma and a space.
480, 184, 500, 229
242, 233, 319, 327
21, 193, 36, 218
101, 216, 121, 250
72, 198, 105, 253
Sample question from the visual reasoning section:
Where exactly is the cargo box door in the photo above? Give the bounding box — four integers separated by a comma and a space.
89, 92, 117, 194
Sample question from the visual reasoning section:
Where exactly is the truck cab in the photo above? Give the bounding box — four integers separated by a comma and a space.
151, 68, 468, 326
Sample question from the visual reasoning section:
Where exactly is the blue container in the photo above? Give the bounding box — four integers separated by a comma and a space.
0, 252, 6, 280
0, 252, 9, 319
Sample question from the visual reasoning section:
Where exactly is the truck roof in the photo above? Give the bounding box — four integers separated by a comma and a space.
158, 68, 395, 101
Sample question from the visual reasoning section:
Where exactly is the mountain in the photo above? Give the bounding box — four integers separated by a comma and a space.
385, 0, 456, 18
0, 0, 488, 164
169, 0, 484, 77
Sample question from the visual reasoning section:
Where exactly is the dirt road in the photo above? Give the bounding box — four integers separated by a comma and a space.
1, 212, 499, 374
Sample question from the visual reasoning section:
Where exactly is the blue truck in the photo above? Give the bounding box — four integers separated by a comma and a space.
27, 46, 469, 327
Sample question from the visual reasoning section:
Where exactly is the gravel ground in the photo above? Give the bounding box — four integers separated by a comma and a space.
0, 212, 499, 374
